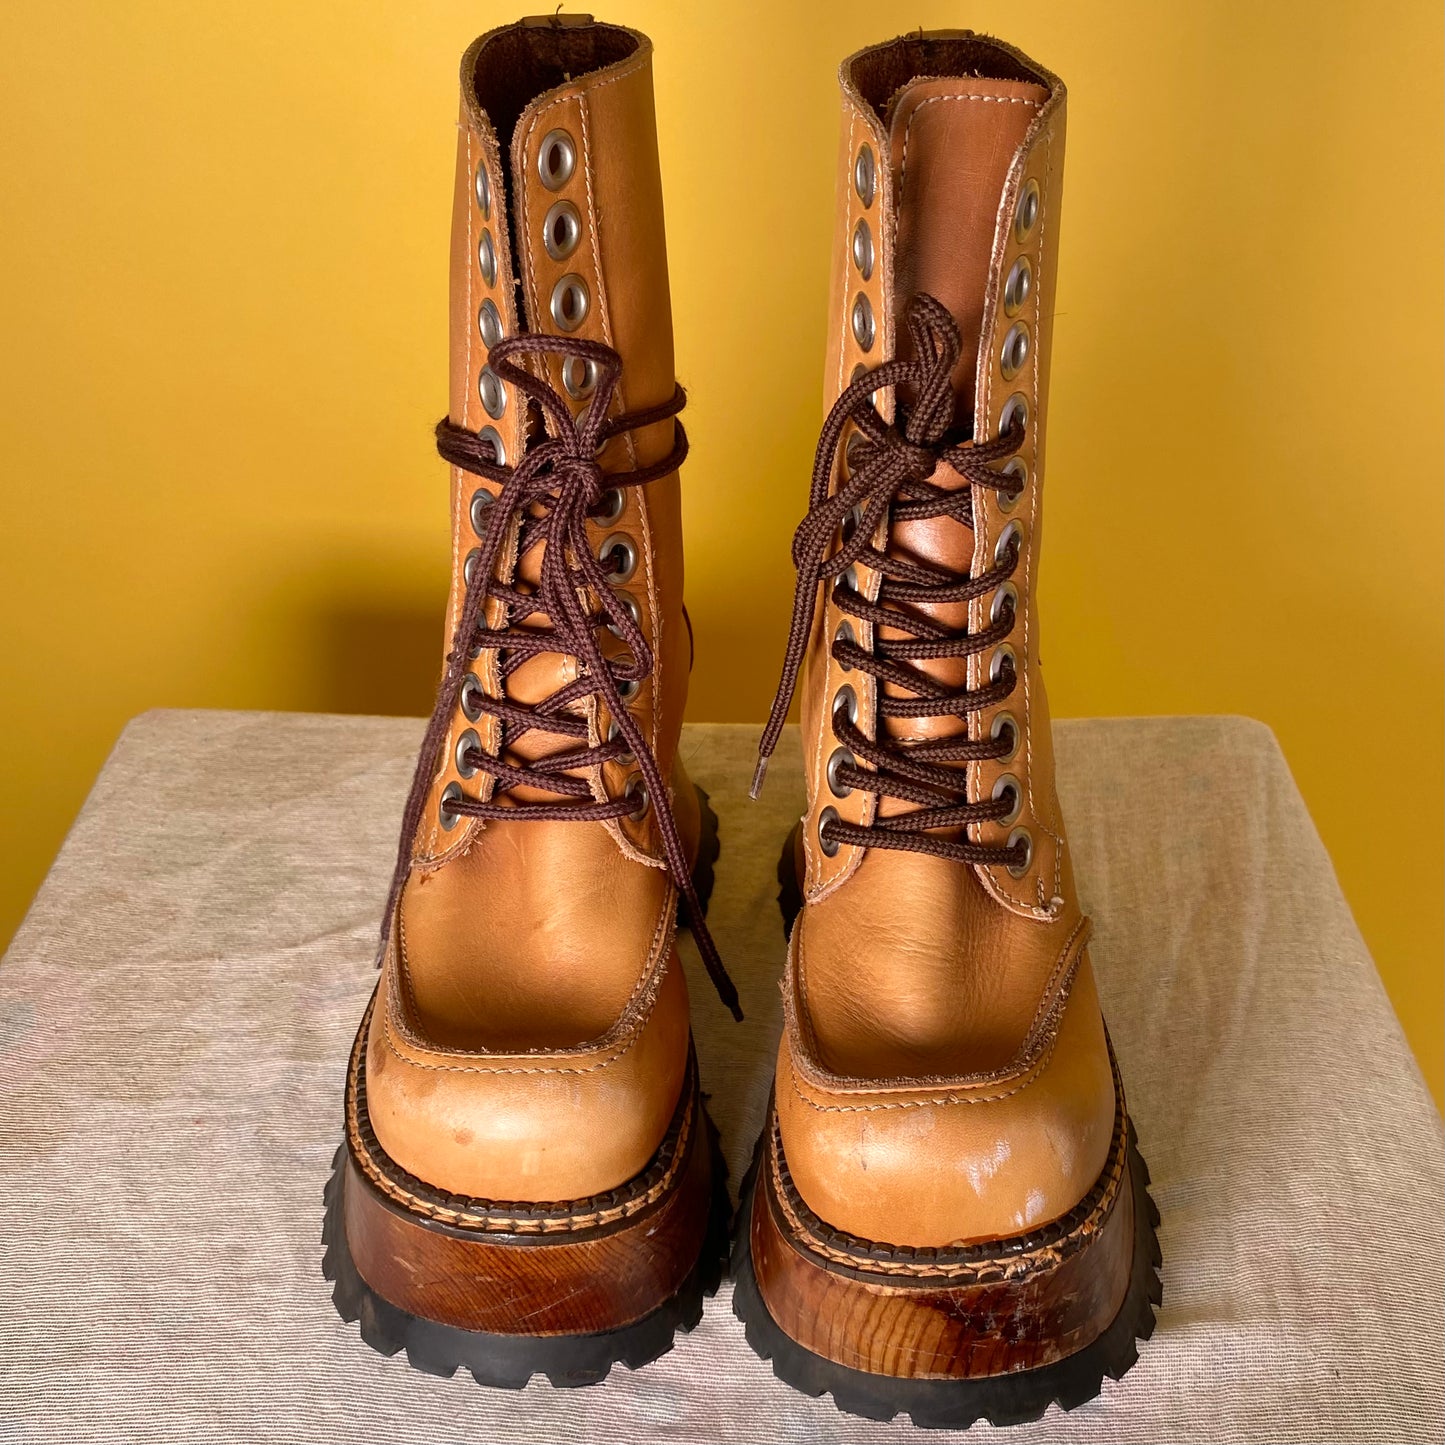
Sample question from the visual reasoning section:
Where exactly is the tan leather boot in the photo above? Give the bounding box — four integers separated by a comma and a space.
323, 16, 739, 1388
740, 32, 1160, 1427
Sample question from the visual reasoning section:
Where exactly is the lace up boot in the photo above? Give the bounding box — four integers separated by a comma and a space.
738, 31, 1160, 1427
322, 15, 738, 1388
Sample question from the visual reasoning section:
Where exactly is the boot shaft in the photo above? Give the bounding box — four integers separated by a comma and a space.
418, 17, 688, 870
798, 32, 1074, 923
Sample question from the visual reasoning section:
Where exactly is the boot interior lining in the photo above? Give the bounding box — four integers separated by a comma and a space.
469, 22, 638, 158
848, 34, 1045, 130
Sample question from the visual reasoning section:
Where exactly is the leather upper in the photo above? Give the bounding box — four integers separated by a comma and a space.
366, 20, 695, 1205
781, 32, 1116, 1249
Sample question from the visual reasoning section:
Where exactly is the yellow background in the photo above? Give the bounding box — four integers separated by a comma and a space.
1, 2, 1440, 1099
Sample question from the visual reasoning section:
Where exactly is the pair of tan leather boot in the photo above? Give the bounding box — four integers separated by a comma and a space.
321, 16, 1161, 1429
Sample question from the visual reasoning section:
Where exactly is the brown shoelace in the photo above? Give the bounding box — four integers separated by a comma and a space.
380, 332, 741, 1021
754, 292, 1029, 868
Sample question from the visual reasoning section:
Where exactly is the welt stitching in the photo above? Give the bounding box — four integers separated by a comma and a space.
766, 1089, 1126, 1278
787, 1030, 1058, 1113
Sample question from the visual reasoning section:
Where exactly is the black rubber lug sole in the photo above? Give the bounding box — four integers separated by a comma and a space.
322, 1110, 730, 1390
730, 1122, 1162, 1429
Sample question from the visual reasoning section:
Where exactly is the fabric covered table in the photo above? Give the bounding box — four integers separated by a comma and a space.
0, 712, 1440, 1444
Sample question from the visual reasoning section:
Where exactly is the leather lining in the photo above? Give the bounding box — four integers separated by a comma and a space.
846, 31, 1045, 128
468, 21, 637, 157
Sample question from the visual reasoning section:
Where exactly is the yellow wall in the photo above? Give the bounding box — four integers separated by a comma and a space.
1, 2, 1440, 1099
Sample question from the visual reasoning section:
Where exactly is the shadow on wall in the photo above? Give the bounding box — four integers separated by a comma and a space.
301, 599, 442, 719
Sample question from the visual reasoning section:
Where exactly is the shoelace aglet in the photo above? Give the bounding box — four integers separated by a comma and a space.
749, 754, 769, 801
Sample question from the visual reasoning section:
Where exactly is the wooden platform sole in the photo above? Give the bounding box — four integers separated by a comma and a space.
747, 824, 1162, 1426
322, 788, 726, 1388
731, 1090, 1161, 1429
323, 1027, 726, 1387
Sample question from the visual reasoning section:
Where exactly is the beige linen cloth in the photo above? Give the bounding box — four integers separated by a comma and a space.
0, 712, 1440, 1444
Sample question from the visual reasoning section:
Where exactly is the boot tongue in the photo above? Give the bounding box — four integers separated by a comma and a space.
876, 74, 1047, 756
887, 74, 1048, 416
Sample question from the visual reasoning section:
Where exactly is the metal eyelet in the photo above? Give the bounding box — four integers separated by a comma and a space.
469, 488, 494, 537
463, 547, 480, 587
998, 457, 1028, 513
851, 293, 875, 352
606, 592, 641, 637
593, 487, 625, 525
826, 746, 855, 799
478, 425, 506, 467
439, 781, 465, 831
1004, 256, 1032, 315
999, 392, 1029, 440
623, 774, 650, 820
990, 580, 1019, 628
478, 298, 503, 350
992, 772, 1023, 827
1015, 179, 1040, 241
543, 200, 582, 261
454, 728, 481, 780
477, 229, 497, 288
818, 805, 842, 858
995, 519, 1024, 569
606, 717, 634, 765
478, 366, 506, 419
990, 643, 1018, 686
832, 683, 858, 730
615, 674, 642, 702
849, 360, 879, 407
538, 129, 576, 191
1006, 826, 1034, 877
1000, 322, 1030, 381
598, 533, 637, 584
991, 710, 1020, 762
550, 274, 590, 332
474, 162, 491, 218
841, 503, 866, 544
854, 143, 875, 207
833, 619, 856, 670
460, 672, 484, 722
852, 217, 874, 279
839, 563, 860, 598
844, 431, 868, 476
562, 354, 599, 400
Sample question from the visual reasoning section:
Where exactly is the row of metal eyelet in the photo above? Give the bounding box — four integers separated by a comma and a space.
439, 156, 506, 830
536, 129, 594, 350
988, 176, 1043, 876
815, 137, 882, 863
816, 154, 1041, 873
